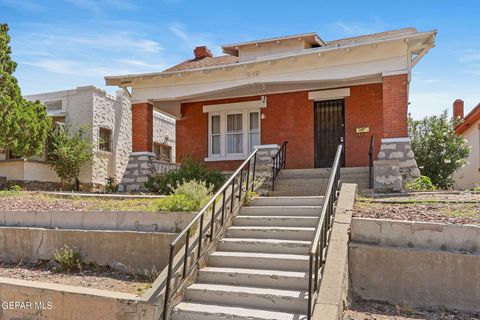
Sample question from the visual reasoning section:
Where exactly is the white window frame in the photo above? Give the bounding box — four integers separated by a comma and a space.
206, 108, 261, 161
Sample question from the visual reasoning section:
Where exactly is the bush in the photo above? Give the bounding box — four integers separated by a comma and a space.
54, 245, 82, 272
409, 110, 470, 189
145, 157, 224, 194
104, 176, 119, 194
0, 184, 22, 197
405, 175, 436, 191
171, 179, 213, 209
157, 180, 213, 212
157, 194, 199, 211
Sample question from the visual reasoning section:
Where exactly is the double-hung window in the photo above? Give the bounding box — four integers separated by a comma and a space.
205, 101, 262, 161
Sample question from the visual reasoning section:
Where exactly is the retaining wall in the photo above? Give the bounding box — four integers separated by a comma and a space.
350, 218, 480, 312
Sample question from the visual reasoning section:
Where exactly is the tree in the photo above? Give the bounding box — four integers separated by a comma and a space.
0, 23, 51, 157
408, 110, 470, 189
47, 125, 94, 189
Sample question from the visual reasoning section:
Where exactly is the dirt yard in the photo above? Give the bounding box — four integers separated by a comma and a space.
355, 192, 480, 225
0, 261, 153, 295
0, 191, 162, 211
344, 300, 479, 320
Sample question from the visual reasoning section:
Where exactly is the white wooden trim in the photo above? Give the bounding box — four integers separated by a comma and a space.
308, 88, 350, 101
203, 100, 263, 113
381, 137, 411, 143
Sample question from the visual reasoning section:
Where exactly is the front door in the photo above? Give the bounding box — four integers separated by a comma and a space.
314, 99, 345, 168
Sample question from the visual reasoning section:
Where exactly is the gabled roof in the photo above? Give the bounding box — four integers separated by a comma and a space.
326, 28, 417, 46
163, 55, 239, 72
222, 32, 325, 56
456, 103, 480, 134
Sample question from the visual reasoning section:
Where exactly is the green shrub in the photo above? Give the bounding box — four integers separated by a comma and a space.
157, 180, 213, 212
144, 157, 224, 194
405, 175, 437, 191
0, 185, 22, 197
172, 179, 213, 208
54, 245, 82, 272
157, 194, 199, 211
104, 176, 119, 194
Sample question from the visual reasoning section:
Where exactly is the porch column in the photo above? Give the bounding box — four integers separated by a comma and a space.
382, 73, 409, 138
132, 102, 154, 152
374, 73, 420, 192
119, 102, 155, 193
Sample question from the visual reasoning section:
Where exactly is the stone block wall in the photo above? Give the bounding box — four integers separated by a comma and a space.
374, 137, 420, 192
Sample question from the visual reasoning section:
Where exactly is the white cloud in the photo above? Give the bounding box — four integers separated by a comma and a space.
117, 59, 165, 69
169, 24, 189, 41
330, 19, 384, 37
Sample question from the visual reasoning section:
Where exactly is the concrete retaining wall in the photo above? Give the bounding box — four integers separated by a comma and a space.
0, 227, 179, 272
350, 218, 480, 312
0, 277, 156, 320
0, 211, 195, 233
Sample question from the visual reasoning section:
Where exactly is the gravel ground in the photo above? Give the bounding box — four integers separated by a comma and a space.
355, 192, 480, 225
344, 301, 480, 320
0, 262, 152, 295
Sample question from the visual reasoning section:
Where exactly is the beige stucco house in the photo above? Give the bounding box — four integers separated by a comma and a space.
453, 99, 480, 190
0, 86, 176, 190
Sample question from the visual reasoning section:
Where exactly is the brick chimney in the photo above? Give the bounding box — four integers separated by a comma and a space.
453, 99, 464, 120
194, 46, 213, 59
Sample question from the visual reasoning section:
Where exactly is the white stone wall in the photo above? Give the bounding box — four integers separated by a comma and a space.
153, 111, 176, 162
2, 87, 175, 187
454, 123, 480, 190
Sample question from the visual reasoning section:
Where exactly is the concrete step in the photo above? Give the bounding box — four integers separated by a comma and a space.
248, 196, 324, 206
274, 178, 327, 186
218, 238, 311, 255
234, 215, 318, 227
208, 251, 309, 271
185, 283, 308, 314
171, 302, 307, 320
197, 267, 309, 290
279, 168, 330, 179
240, 206, 321, 216
270, 190, 321, 196
226, 226, 315, 241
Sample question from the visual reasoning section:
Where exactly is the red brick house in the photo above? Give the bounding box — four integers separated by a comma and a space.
106, 28, 436, 190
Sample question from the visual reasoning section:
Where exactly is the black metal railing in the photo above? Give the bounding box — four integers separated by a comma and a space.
368, 136, 375, 189
162, 149, 258, 320
307, 144, 343, 319
271, 141, 288, 191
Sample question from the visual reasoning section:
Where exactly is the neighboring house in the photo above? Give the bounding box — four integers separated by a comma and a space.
106, 28, 436, 191
0, 86, 176, 190
453, 99, 480, 190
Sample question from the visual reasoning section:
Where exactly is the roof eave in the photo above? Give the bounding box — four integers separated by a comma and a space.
105, 29, 437, 87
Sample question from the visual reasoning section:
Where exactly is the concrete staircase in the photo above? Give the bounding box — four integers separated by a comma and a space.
270, 167, 369, 196
170, 195, 324, 320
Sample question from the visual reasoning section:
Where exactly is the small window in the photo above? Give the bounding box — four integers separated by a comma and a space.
211, 115, 221, 155
99, 128, 112, 152
249, 112, 260, 152
154, 144, 172, 162
227, 113, 243, 154
46, 100, 62, 113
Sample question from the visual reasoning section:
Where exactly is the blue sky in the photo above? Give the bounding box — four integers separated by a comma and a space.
1, 0, 479, 118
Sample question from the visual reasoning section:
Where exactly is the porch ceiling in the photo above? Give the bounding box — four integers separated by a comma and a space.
149, 74, 382, 118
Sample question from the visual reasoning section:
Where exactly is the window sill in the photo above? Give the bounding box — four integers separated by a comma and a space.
204, 155, 247, 162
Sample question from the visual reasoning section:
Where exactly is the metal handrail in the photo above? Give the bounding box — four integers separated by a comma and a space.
368, 136, 375, 189
307, 144, 343, 319
162, 149, 258, 319
271, 141, 288, 191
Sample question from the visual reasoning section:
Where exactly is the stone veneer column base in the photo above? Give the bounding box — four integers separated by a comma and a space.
118, 152, 157, 193
253, 144, 280, 195
374, 137, 420, 193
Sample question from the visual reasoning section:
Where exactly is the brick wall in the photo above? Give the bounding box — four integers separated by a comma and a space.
345, 83, 384, 167
382, 74, 409, 138
176, 82, 395, 170
132, 103, 153, 152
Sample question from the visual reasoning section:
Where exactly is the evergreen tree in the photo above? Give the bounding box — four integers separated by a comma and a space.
0, 23, 51, 157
